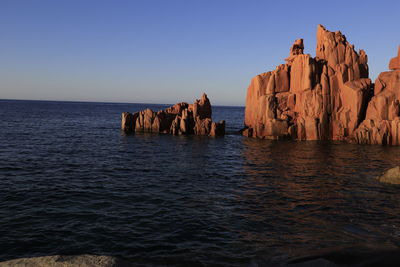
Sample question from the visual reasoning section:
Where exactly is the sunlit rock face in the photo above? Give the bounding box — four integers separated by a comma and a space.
353, 47, 400, 145
244, 25, 372, 141
122, 93, 225, 137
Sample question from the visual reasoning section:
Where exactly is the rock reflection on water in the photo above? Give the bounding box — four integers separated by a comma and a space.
238, 138, 400, 259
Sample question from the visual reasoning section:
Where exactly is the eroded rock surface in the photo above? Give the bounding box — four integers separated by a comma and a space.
389, 46, 400, 70
244, 25, 372, 141
122, 93, 225, 137
0, 255, 132, 267
353, 48, 400, 145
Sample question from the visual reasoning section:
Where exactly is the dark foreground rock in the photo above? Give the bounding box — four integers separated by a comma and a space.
376, 166, 400, 184
0, 255, 133, 267
2, 245, 400, 266
122, 93, 225, 137
253, 244, 400, 266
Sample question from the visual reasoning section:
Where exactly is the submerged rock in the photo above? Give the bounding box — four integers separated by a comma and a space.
121, 93, 225, 137
376, 166, 400, 184
0, 255, 132, 267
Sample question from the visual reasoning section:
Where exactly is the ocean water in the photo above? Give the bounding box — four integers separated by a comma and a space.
0, 99, 399, 266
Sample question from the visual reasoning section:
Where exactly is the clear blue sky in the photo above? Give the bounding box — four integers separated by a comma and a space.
1, 0, 399, 106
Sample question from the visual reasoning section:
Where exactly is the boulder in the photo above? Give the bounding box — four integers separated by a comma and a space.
376, 166, 400, 184
121, 93, 224, 136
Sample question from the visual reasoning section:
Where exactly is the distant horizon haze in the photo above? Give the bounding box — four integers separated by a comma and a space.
1, 0, 399, 106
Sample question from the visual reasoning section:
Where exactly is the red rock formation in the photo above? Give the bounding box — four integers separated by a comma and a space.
389, 46, 400, 70
352, 48, 400, 145
122, 93, 225, 137
244, 25, 372, 141
192, 93, 212, 119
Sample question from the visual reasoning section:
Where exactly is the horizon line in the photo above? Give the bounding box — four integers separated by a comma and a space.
0, 98, 245, 108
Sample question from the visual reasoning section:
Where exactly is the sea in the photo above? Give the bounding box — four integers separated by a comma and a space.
0, 99, 399, 266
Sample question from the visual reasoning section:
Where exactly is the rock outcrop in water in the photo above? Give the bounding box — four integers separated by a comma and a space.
352, 47, 400, 145
122, 93, 225, 136
244, 25, 372, 141
376, 166, 400, 184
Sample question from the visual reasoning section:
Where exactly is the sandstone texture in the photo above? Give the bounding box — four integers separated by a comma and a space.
376, 166, 400, 184
389, 46, 400, 70
353, 47, 400, 145
0, 255, 132, 267
122, 93, 225, 137
244, 25, 373, 141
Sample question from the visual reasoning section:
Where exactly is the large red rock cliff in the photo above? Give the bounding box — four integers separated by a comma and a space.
244, 25, 374, 142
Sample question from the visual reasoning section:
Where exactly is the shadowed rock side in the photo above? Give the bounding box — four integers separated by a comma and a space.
244, 25, 372, 141
121, 93, 225, 137
352, 47, 400, 145
254, 244, 400, 266
4, 247, 400, 267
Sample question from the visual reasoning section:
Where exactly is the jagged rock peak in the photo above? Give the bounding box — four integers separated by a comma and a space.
193, 93, 212, 119
316, 24, 368, 78
317, 24, 347, 46
285, 39, 304, 63
290, 39, 304, 55
389, 46, 400, 70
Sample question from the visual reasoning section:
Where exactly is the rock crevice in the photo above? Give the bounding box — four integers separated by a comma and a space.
353, 50, 400, 145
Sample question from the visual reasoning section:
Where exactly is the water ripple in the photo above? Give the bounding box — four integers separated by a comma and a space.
0, 100, 400, 266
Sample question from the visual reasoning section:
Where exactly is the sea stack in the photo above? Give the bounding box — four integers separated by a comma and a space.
121, 93, 225, 136
243, 25, 372, 141
353, 47, 400, 145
